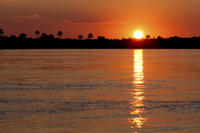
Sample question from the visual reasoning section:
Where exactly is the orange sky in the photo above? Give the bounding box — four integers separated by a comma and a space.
0, 0, 200, 38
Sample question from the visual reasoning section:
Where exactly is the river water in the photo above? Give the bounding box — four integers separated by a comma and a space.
0, 49, 200, 133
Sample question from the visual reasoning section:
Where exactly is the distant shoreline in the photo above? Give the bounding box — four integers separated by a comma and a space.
1, 37, 200, 49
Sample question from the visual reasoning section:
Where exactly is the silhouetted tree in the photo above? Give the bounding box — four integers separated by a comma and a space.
146, 34, 150, 40
78, 35, 83, 40
40, 33, 48, 39
19, 33, 27, 39
48, 34, 55, 40
57, 31, 63, 38
40, 33, 54, 40
97, 36, 106, 40
88, 33, 93, 39
10, 35, 17, 40
0, 29, 4, 36
35, 30, 40, 38
157, 36, 163, 40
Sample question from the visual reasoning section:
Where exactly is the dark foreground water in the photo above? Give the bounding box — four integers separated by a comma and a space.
0, 49, 200, 133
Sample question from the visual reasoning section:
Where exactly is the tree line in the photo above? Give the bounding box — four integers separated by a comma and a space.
0, 29, 102, 40
0, 29, 154, 40
1, 28, 200, 49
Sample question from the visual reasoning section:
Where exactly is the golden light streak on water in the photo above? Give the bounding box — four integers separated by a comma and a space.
129, 50, 146, 129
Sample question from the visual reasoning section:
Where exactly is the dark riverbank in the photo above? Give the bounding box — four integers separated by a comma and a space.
1, 36, 200, 49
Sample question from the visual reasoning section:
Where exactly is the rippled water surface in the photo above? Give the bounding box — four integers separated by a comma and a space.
0, 49, 200, 133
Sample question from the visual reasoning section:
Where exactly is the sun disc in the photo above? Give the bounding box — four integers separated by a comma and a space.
133, 30, 143, 39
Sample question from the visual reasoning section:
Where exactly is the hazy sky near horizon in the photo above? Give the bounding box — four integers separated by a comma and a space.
0, 0, 200, 38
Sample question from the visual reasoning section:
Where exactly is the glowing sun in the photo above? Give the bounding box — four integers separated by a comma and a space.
133, 30, 144, 39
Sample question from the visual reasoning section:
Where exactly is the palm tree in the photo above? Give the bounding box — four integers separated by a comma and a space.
88, 33, 93, 39
57, 31, 63, 38
78, 35, 83, 40
35, 30, 40, 38
0, 29, 4, 37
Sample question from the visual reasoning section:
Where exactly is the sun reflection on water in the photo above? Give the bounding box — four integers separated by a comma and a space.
129, 49, 146, 129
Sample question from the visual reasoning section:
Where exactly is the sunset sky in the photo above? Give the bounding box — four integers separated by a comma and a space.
0, 0, 200, 38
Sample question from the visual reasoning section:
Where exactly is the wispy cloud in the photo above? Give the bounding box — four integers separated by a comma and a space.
64, 18, 128, 25
14, 13, 39, 20
64, 18, 113, 25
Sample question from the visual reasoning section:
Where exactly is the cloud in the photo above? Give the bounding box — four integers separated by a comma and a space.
64, 18, 128, 25
64, 18, 113, 25
14, 13, 39, 20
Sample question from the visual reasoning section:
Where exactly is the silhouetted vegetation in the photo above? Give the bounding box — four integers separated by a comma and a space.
40, 33, 55, 40
88, 33, 93, 40
10, 35, 17, 40
0, 29, 4, 36
0, 29, 200, 49
146, 35, 150, 40
78, 35, 83, 40
19, 33, 27, 39
35, 30, 40, 38
57, 31, 63, 38
97, 36, 106, 40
